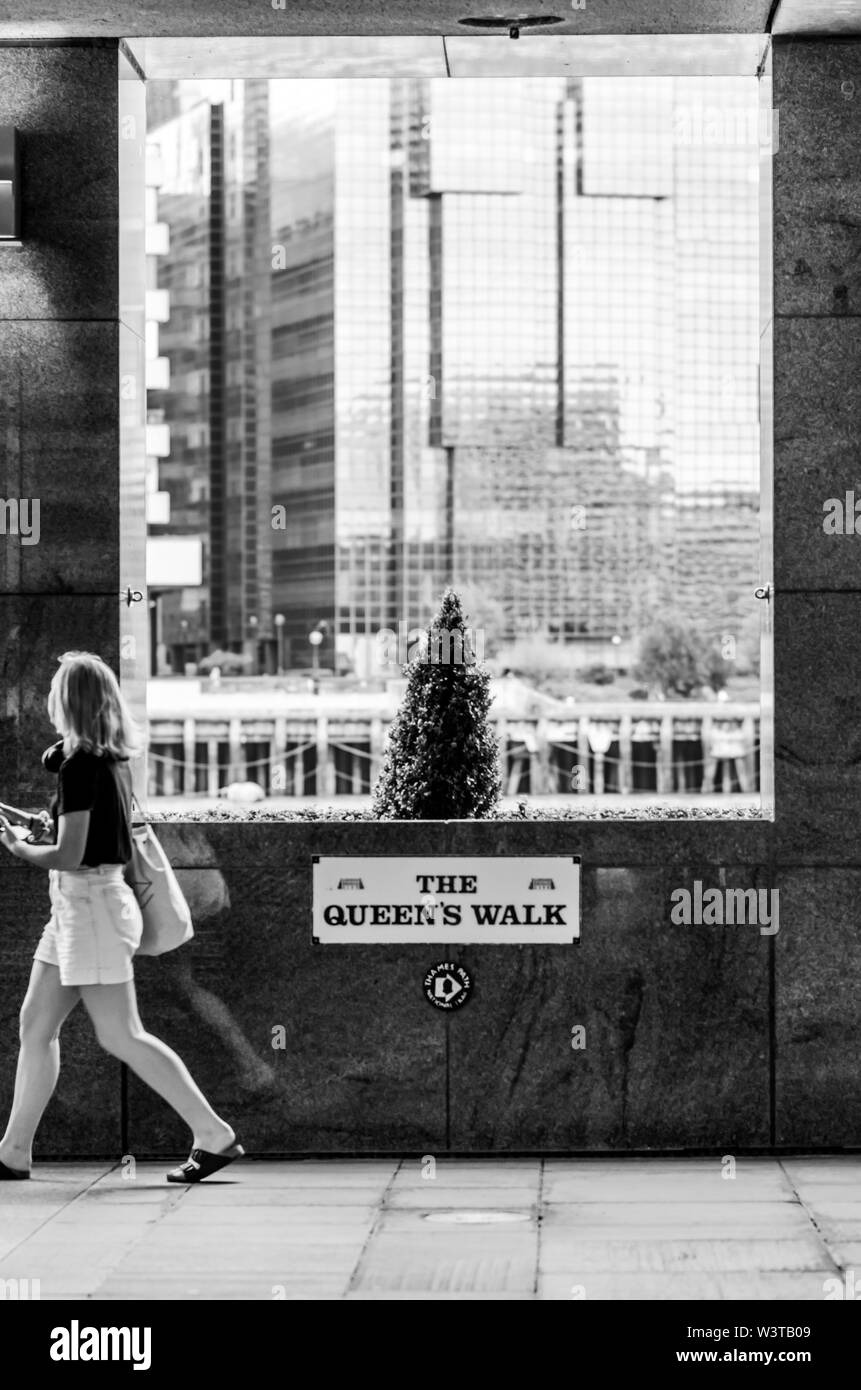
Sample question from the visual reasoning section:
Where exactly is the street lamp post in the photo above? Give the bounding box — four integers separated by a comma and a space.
308, 627, 322, 673
274, 612, 285, 675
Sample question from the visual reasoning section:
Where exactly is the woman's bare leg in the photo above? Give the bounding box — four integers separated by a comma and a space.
0, 962, 81, 1170
79, 980, 234, 1152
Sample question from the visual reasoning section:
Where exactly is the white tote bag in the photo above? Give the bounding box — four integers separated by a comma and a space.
123, 803, 194, 957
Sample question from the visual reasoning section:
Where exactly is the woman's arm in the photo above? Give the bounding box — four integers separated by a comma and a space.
0, 810, 90, 871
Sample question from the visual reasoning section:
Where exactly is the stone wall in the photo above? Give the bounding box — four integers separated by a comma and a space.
0, 37, 858, 1157
0, 42, 145, 1155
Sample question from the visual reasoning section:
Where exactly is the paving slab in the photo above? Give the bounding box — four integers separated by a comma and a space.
171, 1186, 391, 1206
377, 1207, 534, 1231
788, 1187, 861, 1212
543, 1169, 796, 1203
0, 1156, 853, 1301
538, 1236, 829, 1273
50, 1202, 180, 1223
15, 1281, 121, 1298
822, 1241, 861, 1267
545, 1196, 805, 1216
116, 1223, 369, 1246
25, 1165, 116, 1183
155, 1204, 377, 1227
345, 1290, 538, 1300
791, 1197, 861, 1220
816, 1224, 861, 1246
542, 1223, 815, 1245
118, 1238, 369, 1259
65, 1188, 188, 1205
542, 1159, 783, 1174
781, 1159, 861, 1185
0, 1223, 58, 1259
219, 1160, 399, 1184
391, 1162, 541, 1187
92, 1277, 351, 1300
386, 1185, 537, 1209
350, 1248, 537, 1294
537, 1270, 842, 1300
111, 1252, 365, 1274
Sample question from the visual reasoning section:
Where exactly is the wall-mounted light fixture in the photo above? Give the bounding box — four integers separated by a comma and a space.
0, 127, 21, 244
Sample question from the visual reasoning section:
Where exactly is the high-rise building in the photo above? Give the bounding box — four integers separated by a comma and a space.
146, 73, 762, 677
146, 80, 273, 673
144, 95, 211, 671
269, 81, 337, 671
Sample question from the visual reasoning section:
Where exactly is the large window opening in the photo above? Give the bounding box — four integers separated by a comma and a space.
129, 35, 774, 818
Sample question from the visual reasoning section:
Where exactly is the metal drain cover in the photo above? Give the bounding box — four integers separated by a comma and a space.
423, 1210, 530, 1224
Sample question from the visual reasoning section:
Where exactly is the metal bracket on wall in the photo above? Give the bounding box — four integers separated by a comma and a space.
754, 584, 773, 603
65, 589, 145, 604
0, 127, 21, 244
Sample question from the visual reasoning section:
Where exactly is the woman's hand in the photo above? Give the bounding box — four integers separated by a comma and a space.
28, 812, 55, 845
12, 809, 88, 871
0, 816, 27, 856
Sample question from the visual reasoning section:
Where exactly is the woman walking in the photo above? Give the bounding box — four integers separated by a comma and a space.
0, 651, 242, 1183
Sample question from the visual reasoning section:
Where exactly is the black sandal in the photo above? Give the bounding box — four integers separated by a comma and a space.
0, 1158, 30, 1180
166, 1141, 244, 1184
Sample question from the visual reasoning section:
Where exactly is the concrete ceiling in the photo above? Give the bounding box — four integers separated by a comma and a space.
0, 1, 779, 41
773, 0, 861, 32
1, 1, 859, 42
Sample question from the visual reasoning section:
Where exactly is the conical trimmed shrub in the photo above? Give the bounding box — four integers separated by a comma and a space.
373, 589, 501, 819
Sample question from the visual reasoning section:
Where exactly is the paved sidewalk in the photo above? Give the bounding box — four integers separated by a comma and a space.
0, 1157, 858, 1300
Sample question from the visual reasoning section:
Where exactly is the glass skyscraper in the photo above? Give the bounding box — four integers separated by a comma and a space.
147, 72, 762, 677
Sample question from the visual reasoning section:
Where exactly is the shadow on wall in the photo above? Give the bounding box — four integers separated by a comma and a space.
143, 825, 278, 1097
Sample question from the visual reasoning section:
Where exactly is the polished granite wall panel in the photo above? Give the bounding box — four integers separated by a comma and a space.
774, 869, 861, 1147
772, 318, 861, 592
0, 44, 120, 321
448, 865, 771, 1151
772, 38, 861, 870
0, 321, 121, 593
0, 863, 122, 1157
773, 591, 861, 865
769, 40, 861, 1153
121, 840, 770, 1156
772, 40, 861, 606
774, 40, 861, 320
0, 822, 855, 1158
0, 43, 126, 811
0, 43, 123, 597
125, 864, 448, 1156
0, 595, 118, 801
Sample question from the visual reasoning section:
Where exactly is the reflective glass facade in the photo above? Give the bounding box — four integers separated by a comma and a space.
148, 73, 762, 676
145, 96, 212, 663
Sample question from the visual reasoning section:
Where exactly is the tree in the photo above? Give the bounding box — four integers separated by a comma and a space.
373, 589, 501, 819
634, 616, 723, 698
700, 643, 731, 694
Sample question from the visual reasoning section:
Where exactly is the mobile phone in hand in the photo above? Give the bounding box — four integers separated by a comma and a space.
0, 801, 54, 841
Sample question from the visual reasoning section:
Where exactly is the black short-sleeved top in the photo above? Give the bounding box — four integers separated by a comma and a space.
42, 741, 133, 867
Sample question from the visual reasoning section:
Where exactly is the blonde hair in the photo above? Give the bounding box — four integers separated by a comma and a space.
48, 651, 142, 759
